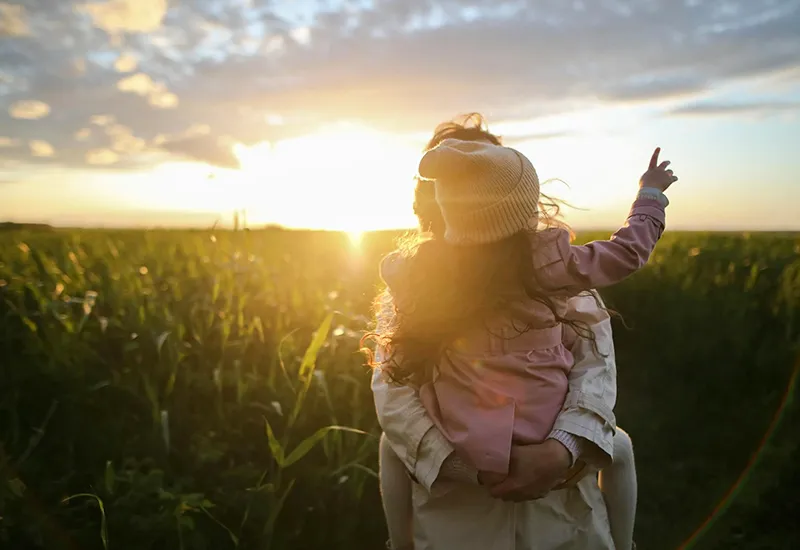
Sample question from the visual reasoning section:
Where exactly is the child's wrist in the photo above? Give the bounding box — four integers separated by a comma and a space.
637, 186, 669, 207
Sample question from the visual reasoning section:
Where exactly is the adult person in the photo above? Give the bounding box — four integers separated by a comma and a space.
371, 114, 645, 549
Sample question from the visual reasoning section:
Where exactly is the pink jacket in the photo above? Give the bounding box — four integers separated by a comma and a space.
382, 197, 666, 474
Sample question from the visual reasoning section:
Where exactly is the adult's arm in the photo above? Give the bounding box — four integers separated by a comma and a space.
547, 290, 618, 468
371, 290, 618, 493
372, 344, 458, 491
370, 291, 454, 491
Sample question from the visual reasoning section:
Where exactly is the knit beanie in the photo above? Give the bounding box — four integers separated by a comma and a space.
417, 138, 540, 244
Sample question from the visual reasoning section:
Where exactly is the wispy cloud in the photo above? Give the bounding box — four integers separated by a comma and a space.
668, 99, 800, 117
159, 135, 241, 168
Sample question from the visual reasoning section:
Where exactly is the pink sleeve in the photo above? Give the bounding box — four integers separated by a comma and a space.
542, 198, 666, 291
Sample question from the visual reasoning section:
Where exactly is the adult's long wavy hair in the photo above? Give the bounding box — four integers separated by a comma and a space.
365, 113, 599, 387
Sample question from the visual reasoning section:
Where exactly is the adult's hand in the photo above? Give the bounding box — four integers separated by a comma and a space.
483, 439, 572, 502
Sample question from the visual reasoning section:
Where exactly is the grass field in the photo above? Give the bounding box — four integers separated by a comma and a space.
1, 228, 798, 550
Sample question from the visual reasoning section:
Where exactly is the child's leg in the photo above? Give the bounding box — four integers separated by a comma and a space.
599, 428, 637, 550
379, 432, 414, 550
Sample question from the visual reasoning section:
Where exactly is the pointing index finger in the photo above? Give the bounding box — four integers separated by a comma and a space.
649, 147, 661, 170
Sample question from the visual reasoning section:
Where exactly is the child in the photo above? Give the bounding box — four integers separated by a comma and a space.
374, 139, 676, 550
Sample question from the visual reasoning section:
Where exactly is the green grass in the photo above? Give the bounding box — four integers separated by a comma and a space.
0, 228, 798, 549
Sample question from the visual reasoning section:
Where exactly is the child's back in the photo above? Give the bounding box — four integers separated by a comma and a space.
379, 139, 674, 476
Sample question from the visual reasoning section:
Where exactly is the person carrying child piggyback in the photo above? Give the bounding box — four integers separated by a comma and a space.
373, 139, 678, 550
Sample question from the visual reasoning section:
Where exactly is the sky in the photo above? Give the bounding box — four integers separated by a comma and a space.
1, 0, 799, 232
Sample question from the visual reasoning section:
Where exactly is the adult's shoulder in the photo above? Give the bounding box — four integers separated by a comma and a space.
566, 291, 610, 324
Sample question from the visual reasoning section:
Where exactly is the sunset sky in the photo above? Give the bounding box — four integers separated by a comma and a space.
1, 0, 799, 231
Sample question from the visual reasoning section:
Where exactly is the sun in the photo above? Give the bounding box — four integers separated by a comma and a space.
346, 230, 364, 247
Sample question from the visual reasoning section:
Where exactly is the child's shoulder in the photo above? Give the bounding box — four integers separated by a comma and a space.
529, 228, 571, 269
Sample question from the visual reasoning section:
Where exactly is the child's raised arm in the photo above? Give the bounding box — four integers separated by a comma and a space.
540, 148, 678, 292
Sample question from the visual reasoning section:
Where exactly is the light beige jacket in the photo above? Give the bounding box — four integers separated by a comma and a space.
372, 292, 618, 550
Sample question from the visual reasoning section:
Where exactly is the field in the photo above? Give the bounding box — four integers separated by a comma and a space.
1, 228, 798, 550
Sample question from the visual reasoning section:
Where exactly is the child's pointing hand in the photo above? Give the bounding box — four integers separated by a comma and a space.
640, 147, 678, 192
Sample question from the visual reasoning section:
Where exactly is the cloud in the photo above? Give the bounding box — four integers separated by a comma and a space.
86, 148, 119, 165
90, 115, 115, 126
117, 73, 178, 108
117, 73, 157, 95
78, 0, 168, 34
0, 3, 28, 36
114, 52, 138, 73
74, 128, 91, 141
159, 135, 241, 169
597, 74, 710, 103
0, 0, 799, 171
499, 130, 577, 148
668, 99, 800, 117
289, 26, 311, 45
106, 123, 147, 153
29, 140, 54, 157
9, 100, 50, 119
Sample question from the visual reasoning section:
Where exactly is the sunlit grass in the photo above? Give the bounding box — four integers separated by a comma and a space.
0, 228, 798, 549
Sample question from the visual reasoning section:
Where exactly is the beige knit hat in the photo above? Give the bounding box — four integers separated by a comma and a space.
418, 138, 540, 244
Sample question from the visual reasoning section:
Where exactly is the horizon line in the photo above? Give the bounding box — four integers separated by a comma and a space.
3, 221, 799, 234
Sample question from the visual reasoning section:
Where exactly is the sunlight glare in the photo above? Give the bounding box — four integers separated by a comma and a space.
111, 123, 421, 231
347, 230, 364, 247
232, 123, 420, 231
90, 161, 243, 218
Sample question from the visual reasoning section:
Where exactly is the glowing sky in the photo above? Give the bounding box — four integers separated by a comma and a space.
1, 0, 799, 230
